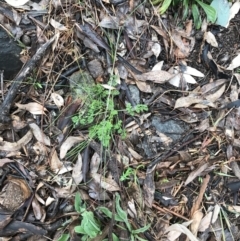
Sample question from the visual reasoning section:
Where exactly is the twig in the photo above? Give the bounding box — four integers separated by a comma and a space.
0, 36, 56, 123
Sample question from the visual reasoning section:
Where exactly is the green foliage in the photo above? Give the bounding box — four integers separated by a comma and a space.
151, 0, 217, 29
27, 76, 43, 89
120, 167, 136, 182
74, 192, 102, 240
126, 103, 148, 116
72, 79, 148, 147
57, 234, 70, 241
98, 193, 150, 241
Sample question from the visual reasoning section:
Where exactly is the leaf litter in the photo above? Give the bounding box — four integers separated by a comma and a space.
1, 0, 240, 240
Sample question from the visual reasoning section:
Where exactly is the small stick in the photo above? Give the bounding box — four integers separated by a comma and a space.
0, 36, 56, 123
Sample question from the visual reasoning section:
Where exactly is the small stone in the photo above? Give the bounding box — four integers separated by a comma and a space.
87, 59, 104, 78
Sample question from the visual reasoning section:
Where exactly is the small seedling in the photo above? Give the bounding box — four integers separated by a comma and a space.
74, 192, 102, 240
98, 193, 150, 241
151, 0, 217, 29
72, 82, 148, 147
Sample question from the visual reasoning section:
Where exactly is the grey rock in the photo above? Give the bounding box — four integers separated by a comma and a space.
152, 116, 188, 142
0, 27, 23, 80
128, 85, 140, 105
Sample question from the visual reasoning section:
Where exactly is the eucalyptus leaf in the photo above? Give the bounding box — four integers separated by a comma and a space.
57, 234, 70, 241
159, 0, 172, 14
192, 4, 202, 29
195, 0, 217, 23
98, 207, 123, 222
210, 0, 230, 27
132, 224, 151, 234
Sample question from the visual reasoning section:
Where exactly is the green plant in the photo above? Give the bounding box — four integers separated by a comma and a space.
98, 193, 150, 241
74, 192, 102, 240
151, 0, 217, 29
27, 76, 43, 89
72, 81, 148, 147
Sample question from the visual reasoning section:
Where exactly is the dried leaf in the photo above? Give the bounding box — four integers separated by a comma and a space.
177, 66, 205, 77
0, 158, 14, 167
99, 15, 120, 29
191, 210, 203, 236
51, 92, 64, 108
29, 123, 51, 146
198, 211, 213, 232
60, 136, 85, 159
135, 80, 152, 93
15, 102, 46, 115
4, 0, 29, 6
136, 70, 173, 83
90, 152, 101, 174
212, 204, 221, 224
227, 54, 240, 70
50, 19, 68, 31
72, 153, 83, 187
185, 163, 209, 185
151, 43, 161, 58
166, 223, 198, 241
175, 96, 204, 108
152, 61, 164, 71
0, 130, 32, 151
205, 84, 225, 102
229, 2, 240, 23
204, 31, 218, 47
91, 173, 120, 191
32, 197, 44, 220
128, 147, 143, 160
50, 150, 63, 172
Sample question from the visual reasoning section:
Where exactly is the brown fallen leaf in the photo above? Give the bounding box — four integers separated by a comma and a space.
29, 122, 51, 146
60, 136, 85, 159
49, 150, 63, 172
175, 96, 204, 109
135, 70, 174, 83
198, 211, 212, 232
185, 163, 209, 186
0, 130, 33, 151
71, 153, 83, 191
91, 173, 120, 191
15, 102, 47, 115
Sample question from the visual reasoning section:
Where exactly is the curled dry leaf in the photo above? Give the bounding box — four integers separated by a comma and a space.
166, 222, 198, 241
91, 173, 120, 191
15, 102, 47, 115
60, 136, 85, 159
46, 196, 55, 206
51, 92, 64, 108
204, 31, 218, 48
136, 70, 173, 83
29, 123, 51, 146
0, 130, 32, 151
72, 153, 83, 188
50, 150, 63, 172
90, 152, 101, 174
32, 197, 45, 221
